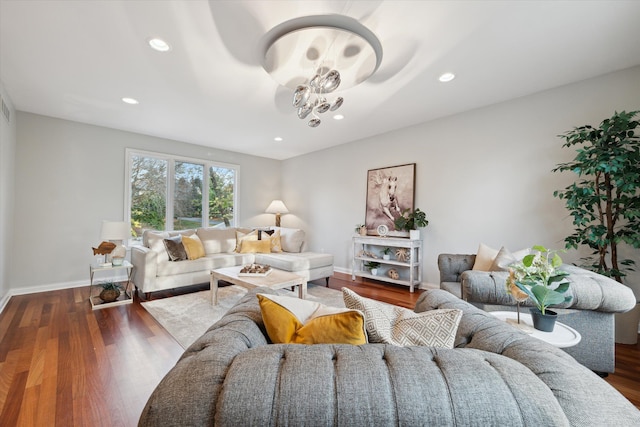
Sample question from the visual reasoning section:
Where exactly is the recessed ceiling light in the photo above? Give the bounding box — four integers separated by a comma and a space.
274, 137, 283, 142
121, 97, 139, 105
438, 72, 456, 82
333, 114, 344, 120
148, 38, 171, 52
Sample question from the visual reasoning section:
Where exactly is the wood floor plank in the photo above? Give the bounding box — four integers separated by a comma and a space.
0, 272, 638, 425
36, 337, 59, 426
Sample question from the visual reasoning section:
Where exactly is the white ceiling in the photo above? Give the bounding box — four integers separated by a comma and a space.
2, 1, 640, 160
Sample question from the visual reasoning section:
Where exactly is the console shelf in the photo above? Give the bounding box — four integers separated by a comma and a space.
351, 235, 422, 292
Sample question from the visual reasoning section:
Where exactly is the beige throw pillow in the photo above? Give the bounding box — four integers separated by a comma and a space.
342, 288, 462, 348
472, 243, 500, 271
269, 230, 283, 252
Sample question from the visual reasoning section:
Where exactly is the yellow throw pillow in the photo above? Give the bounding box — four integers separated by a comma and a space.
240, 239, 271, 254
182, 234, 206, 260
257, 293, 367, 345
234, 230, 258, 252
269, 230, 283, 253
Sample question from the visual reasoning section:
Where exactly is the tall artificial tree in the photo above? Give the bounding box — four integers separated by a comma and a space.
553, 110, 640, 283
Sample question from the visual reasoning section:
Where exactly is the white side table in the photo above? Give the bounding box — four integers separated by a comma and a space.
89, 261, 134, 310
490, 311, 581, 348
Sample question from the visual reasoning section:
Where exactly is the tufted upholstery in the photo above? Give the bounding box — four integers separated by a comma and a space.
139, 288, 640, 426
437, 253, 637, 373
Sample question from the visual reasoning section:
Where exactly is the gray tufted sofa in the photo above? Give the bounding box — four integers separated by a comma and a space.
139, 288, 640, 426
438, 253, 637, 373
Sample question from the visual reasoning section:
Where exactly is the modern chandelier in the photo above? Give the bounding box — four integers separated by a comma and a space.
262, 15, 383, 128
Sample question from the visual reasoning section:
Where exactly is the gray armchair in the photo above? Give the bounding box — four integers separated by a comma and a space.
438, 253, 636, 373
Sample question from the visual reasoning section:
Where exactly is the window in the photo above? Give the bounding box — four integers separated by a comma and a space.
126, 150, 238, 240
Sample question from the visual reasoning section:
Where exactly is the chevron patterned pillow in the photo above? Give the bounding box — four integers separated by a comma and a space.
342, 287, 462, 348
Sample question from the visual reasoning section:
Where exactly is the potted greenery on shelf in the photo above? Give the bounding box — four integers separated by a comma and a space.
355, 224, 367, 236
382, 247, 392, 260
553, 110, 640, 342
364, 261, 381, 276
506, 246, 572, 332
99, 281, 121, 303
394, 208, 428, 239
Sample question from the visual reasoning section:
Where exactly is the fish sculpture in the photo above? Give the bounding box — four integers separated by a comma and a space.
92, 241, 116, 255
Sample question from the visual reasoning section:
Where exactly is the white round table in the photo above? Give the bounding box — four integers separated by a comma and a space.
490, 311, 581, 348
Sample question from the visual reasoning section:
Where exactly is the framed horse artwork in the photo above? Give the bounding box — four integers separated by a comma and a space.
365, 163, 416, 237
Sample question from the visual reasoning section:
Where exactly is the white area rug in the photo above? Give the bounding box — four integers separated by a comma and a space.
141, 285, 346, 349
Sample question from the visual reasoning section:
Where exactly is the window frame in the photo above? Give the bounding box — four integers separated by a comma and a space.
124, 148, 240, 239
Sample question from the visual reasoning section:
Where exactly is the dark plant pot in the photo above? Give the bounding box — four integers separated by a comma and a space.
100, 288, 121, 303
530, 308, 557, 332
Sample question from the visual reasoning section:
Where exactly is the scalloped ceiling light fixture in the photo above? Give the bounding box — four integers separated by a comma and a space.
262, 15, 382, 128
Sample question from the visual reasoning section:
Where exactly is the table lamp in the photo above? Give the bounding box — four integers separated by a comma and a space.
265, 200, 289, 227
100, 220, 130, 265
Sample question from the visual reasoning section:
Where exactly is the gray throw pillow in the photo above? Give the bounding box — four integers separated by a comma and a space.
163, 235, 187, 261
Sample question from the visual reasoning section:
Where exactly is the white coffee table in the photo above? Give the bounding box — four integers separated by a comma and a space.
490, 311, 581, 348
210, 266, 307, 305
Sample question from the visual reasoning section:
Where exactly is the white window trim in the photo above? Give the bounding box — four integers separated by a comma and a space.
124, 148, 240, 235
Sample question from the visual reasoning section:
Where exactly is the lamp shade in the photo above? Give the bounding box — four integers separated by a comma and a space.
265, 200, 289, 214
100, 221, 130, 241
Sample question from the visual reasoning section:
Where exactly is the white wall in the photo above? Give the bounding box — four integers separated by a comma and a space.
0, 81, 16, 306
11, 113, 282, 291
283, 66, 640, 296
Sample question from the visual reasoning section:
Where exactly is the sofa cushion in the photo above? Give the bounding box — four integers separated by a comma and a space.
271, 227, 305, 253
144, 230, 170, 256
256, 293, 367, 345
163, 236, 187, 261
182, 234, 206, 260
254, 252, 333, 272
343, 288, 462, 348
197, 227, 237, 254
156, 253, 254, 277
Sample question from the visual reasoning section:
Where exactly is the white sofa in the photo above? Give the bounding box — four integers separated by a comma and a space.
131, 226, 334, 298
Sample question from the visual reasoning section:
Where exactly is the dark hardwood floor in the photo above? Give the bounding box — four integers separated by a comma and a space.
1, 272, 638, 426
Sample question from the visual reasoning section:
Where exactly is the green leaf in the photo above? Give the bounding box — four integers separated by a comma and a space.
522, 254, 535, 267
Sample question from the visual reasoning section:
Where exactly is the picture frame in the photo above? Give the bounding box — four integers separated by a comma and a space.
365, 163, 416, 237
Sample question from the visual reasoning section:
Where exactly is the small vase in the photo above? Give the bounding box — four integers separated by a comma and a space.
359, 226, 367, 236
370, 268, 378, 276
409, 230, 420, 240
383, 254, 390, 260
530, 308, 557, 332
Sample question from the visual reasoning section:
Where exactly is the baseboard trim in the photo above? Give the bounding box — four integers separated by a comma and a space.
9, 279, 89, 296
0, 292, 11, 314
1, 274, 130, 315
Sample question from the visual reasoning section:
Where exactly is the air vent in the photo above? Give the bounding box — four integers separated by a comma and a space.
0, 96, 10, 123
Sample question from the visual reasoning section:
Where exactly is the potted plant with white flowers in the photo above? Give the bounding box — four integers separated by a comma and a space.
506, 245, 572, 332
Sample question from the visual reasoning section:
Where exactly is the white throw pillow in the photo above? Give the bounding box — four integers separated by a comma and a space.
272, 227, 305, 253
489, 246, 516, 271
472, 243, 500, 271
342, 288, 462, 348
